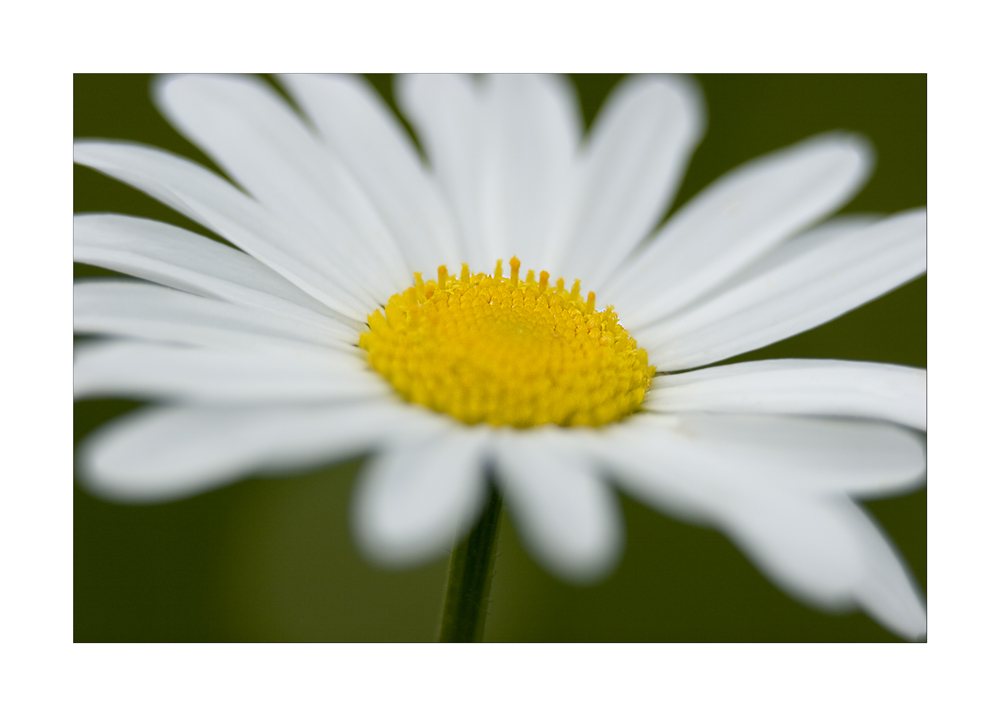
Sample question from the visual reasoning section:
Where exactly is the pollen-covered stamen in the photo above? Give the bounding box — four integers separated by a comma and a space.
359, 257, 656, 428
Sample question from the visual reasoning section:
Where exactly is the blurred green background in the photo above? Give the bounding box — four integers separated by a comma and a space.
74, 74, 926, 642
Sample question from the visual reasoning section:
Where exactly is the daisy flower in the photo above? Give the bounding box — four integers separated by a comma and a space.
73, 74, 927, 640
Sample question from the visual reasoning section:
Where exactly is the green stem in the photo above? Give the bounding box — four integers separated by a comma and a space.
438, 484, 503, 642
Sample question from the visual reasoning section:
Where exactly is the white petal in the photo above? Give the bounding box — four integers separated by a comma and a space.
603, 133, 874, 327
153, 75, 410, 299
593, 425, 925, 639
717, 491, 925, 639
589, 423, 721, 526
74, 340, 386, 403
74, 214, 358, 330
74, 280, 358, 350
600, 413, 925, 500
723, 493, 927, 639
693, 213, 882, 292
493, 429, 624, 583
395, 73, 489, 270
476, 74, 582, 273
638, 209, 927, 370
648, 359, 926, 430
847, 503, 928, 640
720, 491, 864, 609
278, 73, 462, 276
74, 140, 373, 320
548, 75, 705, 289
79, 401, 436, 503
352, 428, 489, 566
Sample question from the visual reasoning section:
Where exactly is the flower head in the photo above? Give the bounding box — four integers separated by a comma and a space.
74, 74, 927, 639
359, 257, 654, 427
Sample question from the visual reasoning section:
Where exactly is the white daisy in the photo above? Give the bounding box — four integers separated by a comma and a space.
73, 74, 927, 640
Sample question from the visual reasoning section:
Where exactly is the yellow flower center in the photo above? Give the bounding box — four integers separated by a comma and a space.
359, 257, 655, 428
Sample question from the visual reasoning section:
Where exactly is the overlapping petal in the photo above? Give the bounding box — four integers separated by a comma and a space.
599, 412, 925, 503
648, 359, 926, 430
548, 74, 705, 290
74, 280, 359, 350
602, 132, 874, 327
473, 74, 581, 272
637, 209, 926, 370
715, 491, 925, 639
74, 214, 354, 328
74, 140, 376, 320
79, 401, 437, 503
494, 429, 624, 583
74, 340, 386, 404
278, 73, 462, 276
352, 428, 489, 565
397, 73, 581, 274
395, 74, 486, 268
590, 418, 926, 637
153, 74, 412, 300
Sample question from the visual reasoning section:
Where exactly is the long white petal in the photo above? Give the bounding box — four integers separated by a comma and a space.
74, 280, 358, 350
74, 140, 373, 320
278, 73, 462, 276
592, 425, 925, 639
494, 429, 624, 583
395, 73, 489, 270
847, 502, 928, 640
638, 209, 926, 370
74, 340, 385, 403
352, 428, 489, 566
548, 75, 705, 290
719, 491, 866, 609
74, 214, 358, 330
79, 401, 437, 503
476, 74, 581, 273
716, 491, 925, 638
648, 359, 926, 430
603, 133, 874, 327
588, 424, 720, 526
600, 413, 925, 500
153, 74, 411, 299
686, 213, 882, 295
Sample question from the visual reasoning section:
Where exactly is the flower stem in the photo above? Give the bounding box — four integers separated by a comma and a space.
438, 484, 503, 642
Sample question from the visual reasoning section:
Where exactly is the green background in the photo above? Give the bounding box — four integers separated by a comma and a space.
74, 74, 926, 642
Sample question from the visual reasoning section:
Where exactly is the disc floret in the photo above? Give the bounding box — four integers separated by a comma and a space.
359, 258, 655, 428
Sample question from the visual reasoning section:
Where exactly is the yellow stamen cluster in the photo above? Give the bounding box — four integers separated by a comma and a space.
359, 258, 655, 428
